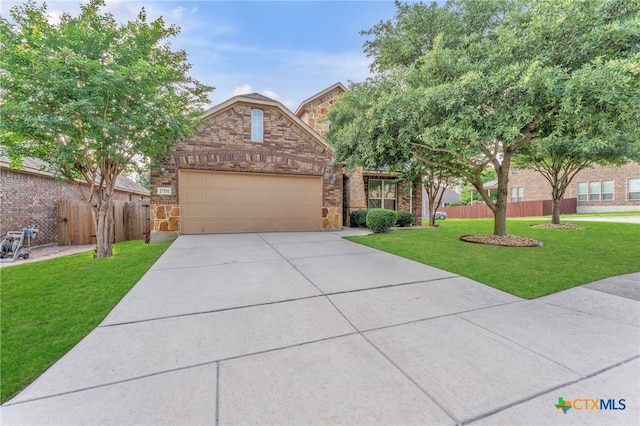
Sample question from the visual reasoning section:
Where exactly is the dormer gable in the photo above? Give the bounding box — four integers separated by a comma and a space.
295, 82, 347, 136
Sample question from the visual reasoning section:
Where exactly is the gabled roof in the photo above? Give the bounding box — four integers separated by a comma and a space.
242, 92, 275, 102
483, 179, 498, 190
294, 82, 347, 118
199, 92, 332, 152
0, 149, 149, 196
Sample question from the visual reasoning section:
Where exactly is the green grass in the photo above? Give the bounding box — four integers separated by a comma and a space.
0, 240, 171, 404
346, 219, 639, 299
560, 211, 640, 217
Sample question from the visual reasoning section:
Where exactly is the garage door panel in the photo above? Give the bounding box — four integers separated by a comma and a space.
179, 171, 322, 234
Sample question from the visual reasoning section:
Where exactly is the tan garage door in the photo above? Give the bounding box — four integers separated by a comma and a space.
179, 170, 322, 234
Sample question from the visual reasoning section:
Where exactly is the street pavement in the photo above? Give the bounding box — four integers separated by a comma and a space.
2, 230, 638, 425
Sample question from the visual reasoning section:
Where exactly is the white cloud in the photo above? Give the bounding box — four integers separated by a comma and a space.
170, 6, 187, 20
232, 84, 253, 96
261, 89, 278, 99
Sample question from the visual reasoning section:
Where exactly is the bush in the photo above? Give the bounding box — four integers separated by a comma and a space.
395, 212, 414, 227
350, 209, 369, 227
366, 209, 398, 233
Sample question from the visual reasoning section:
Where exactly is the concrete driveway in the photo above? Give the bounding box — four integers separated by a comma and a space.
2, 230, 639, 425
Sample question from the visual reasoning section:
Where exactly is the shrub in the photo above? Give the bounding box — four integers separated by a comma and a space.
395, 212, 414, 227
350, 209, 369, 228
366, 209, 398, 233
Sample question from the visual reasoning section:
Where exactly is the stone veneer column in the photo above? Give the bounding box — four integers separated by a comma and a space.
149, 204, 180, 242
322, 206, 342, 230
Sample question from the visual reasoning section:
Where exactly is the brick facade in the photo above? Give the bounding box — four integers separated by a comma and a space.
0, 168, 149, 246
508, 162, 640, 212
150, 95, 343, 240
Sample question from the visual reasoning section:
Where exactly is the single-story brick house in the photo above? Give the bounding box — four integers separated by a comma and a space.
0, 153, 150, 246
508, 162, 640, 212
149, 83, 421, 241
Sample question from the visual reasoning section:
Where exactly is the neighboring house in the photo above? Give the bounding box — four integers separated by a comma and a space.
508, 162, 640, 212
422, 187, 460, 220
149, 83, 422, 241
0, 153, 150, 245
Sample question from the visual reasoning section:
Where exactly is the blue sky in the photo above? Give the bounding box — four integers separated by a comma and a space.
1, 0, 404, 110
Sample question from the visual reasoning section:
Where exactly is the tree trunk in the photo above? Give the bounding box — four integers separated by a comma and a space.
428, 192, 437, 227
551, 198, 561, 225
94, 201, 113, 258
493, 202, 508, 236
492, 152, 512, 236
92, 170, 117, 259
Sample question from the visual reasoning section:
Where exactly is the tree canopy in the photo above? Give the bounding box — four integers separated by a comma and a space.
1, 0, 213, 257
326, 0, 640, 237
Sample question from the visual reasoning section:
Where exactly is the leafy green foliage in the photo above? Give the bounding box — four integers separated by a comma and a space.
0, 240, 171, 403
395, 212, 415, 227
349, 209, 369, 228
326, 0, 640, 237
346, 219, 640, 298
366, 208, 398, 233
0, 0, 213, 257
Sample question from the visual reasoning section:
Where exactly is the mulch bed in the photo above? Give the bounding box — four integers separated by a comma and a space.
460, 234, 544, 247
529, 223, 587, 230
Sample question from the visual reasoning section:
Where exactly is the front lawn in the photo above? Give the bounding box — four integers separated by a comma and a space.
346, 219, 639, 299
0, 240, 172, 404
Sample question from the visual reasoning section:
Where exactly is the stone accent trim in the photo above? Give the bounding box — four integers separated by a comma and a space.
150, 204, 180, 233
322, 206, 342, 230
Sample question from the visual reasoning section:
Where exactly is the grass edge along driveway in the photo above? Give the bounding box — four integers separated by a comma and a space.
1, 240, 172, 404
345, 219, 639, 300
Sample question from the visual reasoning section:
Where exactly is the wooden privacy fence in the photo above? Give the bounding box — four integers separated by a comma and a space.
439, 198, 577, 219
57, 200, 150, 246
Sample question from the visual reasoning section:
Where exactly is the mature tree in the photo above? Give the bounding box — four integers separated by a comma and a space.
510, 0, 640, 224
1, 0, 212, 257
327, 0, 640, 236
515, 138, 640, 225
421, 165, 460, 227
324, 75, 463, 227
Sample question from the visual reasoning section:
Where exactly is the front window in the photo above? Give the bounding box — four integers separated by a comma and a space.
577, 182, 588, 201
601, 180, 613, 201
589, 181, 601, 201
510, 187, 523, 202
368, 179, 396, 210
629, 178, 640, 200
251, 109, 263, 142
578, 180, 615, 201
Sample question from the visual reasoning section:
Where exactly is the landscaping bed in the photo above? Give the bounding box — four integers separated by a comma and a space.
460, 234, 543, 247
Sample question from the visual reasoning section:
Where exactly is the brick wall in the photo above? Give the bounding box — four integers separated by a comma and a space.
508, 162, 640, 212
1, 168, 148, 246
150, 100, 343, 236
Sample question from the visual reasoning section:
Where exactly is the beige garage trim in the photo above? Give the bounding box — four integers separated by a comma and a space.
179, 170, 322, 234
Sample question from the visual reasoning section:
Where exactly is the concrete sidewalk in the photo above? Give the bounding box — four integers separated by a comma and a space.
2, 230, 638, 425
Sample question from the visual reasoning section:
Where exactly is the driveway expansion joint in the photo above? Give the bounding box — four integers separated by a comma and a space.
462, 355, 640, 425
